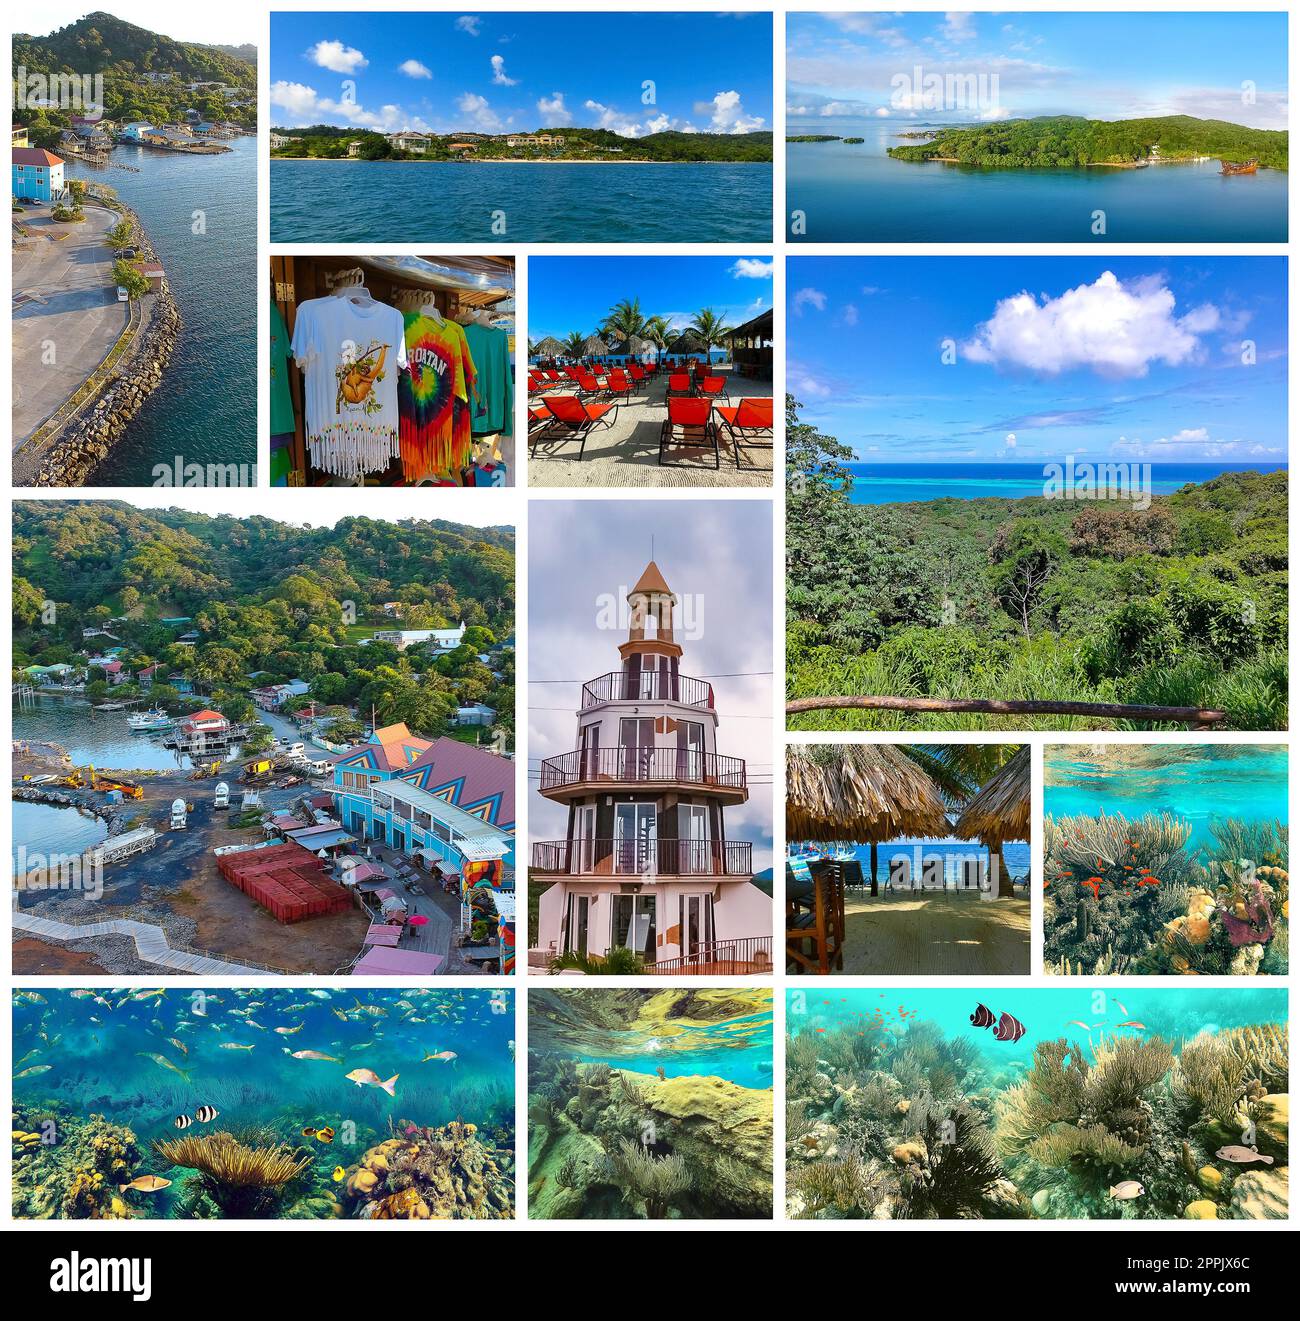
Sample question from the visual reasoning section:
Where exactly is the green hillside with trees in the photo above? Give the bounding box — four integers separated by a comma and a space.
786, 397, 1288, 731
12, 502, 514, 746
887, 115, 1287, 170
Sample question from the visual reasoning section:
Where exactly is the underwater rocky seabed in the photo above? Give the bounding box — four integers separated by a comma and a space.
12, 989, 515, 1220
786, 1009, 1288, 1221
528, 989, 774, 1219
1044, 812, 1288, 976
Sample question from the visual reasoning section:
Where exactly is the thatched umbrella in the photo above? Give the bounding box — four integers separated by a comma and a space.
533, 336, 565, 358
580, 334, 608, 358
667, 330, 705, 358
787, 744, 950, 895
954, 745, 1029, 899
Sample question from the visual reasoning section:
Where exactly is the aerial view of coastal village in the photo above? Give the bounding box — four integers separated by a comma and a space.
786, 10, 1288, 242
12, 497, 517, 978
11, 8, 256, 486
268, 10, 774, 243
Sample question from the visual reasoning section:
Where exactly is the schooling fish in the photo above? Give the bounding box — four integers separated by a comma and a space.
969, 1003, 996, 1029
422, 1051, 458, 1064
14, 1064, 52, 1078
287, 1049, 342, 1063
137, 1053, 190, 1082
273, 1024, 304, 1035
346, 1068, 399, 1096
1108, 1181, 1145, 1201
993, 1012, 1027, 1044
1216, 1146, 1274, 1166
219, 1043, 255, 1052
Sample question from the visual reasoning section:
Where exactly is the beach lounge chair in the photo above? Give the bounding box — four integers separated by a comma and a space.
605, 369, 634, 403
659, 396, 719, 468
715, 397, 774, 469
696, 375, 729, 404
532, 393, 618, 460
665, 373, 694, 398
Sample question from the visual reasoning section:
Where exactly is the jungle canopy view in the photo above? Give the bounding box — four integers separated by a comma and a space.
785, 398, 1288, 731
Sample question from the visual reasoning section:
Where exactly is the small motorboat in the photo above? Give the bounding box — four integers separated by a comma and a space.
1220, 158, 1259, 176
127, 707, 173, 732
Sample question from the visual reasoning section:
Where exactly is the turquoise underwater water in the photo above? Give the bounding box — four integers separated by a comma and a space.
788, 986, 1288, 1068
1044, 745, 1289, 853
531, 1003, 774, 1090
13, 987, 515, 1214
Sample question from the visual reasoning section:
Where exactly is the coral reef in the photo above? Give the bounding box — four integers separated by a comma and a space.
528, 1056, 773, 1220
12, 1105, 144, 1220
155, 1129, 312, 1218
341, 1120, 513, 1220
1044, 812, 1288, 976
786, 1015, 1288, 1221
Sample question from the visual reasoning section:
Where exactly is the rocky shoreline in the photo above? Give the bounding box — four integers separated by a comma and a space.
29, 197, 181, 487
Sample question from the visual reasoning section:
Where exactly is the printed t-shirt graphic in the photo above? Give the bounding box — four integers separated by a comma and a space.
399, 311, 476, 481
290, 297, 407, 479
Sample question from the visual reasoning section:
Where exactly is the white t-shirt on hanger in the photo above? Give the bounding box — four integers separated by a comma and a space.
291, 296, 409, 479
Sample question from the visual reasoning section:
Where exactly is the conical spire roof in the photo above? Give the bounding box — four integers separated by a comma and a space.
631, 560, 673, 597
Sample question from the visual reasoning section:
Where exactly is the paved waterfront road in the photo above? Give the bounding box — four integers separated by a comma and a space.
11, 201, 126, 448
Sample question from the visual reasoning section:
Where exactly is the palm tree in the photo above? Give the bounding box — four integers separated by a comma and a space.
600, 296, 650, 341
562, 331, 587, 360
689, 307, 734, 360
901, 744, 1016, 808
641, 314, 672, 350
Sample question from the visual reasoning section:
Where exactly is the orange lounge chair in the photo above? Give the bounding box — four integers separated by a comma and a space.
715, 397, 774, 469
696, 375, 729, 403
660, 396, 718, 469
533, 393, 618, 460
666, 373, 694, 399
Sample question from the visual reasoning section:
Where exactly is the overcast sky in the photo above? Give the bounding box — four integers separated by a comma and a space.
528, 499, 773, 871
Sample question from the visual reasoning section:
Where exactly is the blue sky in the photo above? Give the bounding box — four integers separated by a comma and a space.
788, 256, 1288, 466
788, 11, 1288, 130
528, 255, 772, 341
271, 11, 772, 136
528, 500, 773, 870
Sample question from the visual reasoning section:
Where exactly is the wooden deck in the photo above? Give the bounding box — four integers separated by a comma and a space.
831, 891, 1031, 976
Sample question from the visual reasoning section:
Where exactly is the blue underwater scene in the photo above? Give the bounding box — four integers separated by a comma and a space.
12, 987, 515, 1220
1044, 745, 1289, 976
786, 987, 1288, 1221
528, 989, 773, 1219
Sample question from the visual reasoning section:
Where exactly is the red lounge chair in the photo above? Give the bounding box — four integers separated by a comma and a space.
666, 373, 694, 398
715, 397, 774, 469
533, 393, 618, 460
697, 375, 729, 403
660, 396, 719, 469
575, 371, 605, 399
605, 369, 634, 402
528, 405, 553, 436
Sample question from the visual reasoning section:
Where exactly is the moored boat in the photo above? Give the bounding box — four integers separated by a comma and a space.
126, 707, 174, 732
1220, 158, 1259, 175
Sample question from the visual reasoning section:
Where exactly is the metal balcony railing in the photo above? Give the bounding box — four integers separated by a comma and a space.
531, 837, 752, 877
538, 746, 746, 793
580, 670, 714, 709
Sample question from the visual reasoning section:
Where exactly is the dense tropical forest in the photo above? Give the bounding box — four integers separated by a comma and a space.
886, 115, 1288, 171
13, 11, 257, 140
785, 398, 1288, 731
272, 124, 773, 163
12, 502, 515, 746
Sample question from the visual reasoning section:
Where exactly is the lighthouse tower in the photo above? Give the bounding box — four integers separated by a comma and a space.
532, 561, 768, 970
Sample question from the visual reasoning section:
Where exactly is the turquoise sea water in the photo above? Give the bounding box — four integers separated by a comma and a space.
788, 986, 1288, 1067
271, 160, 773, 243
787, 130, 1288, 242
842, 461, 1288, 505
530, 994, 773, 1089
813, 838, 1031, 886
1044, 745, 1289, 852
13, 988, 514, 1219
66, 138, 256, 484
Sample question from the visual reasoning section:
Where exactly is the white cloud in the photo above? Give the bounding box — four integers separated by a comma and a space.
306, 40, 368, 75
1004, 432, 1017, 449
457, 92, 502, 131
399, 59, 432, 80
584, 99, 648, 137
490, 54, 517, 86
537, 92, 572, 125
792, 287, 827, 315
730, 258, 773, 279
698, 89, 765, 134
942, 12, 977, 43
269, 80, 418, 132
962, 272, 1219, 378
841, 303, 859, 327
455, 16, 481, 36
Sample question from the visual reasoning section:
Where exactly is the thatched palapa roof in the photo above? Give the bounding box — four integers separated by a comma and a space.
786, 744, 951, 844
666, 330, 706, 354
954, 745, 1030, 847
533, 336, 565, 356
580, 334, 609, 356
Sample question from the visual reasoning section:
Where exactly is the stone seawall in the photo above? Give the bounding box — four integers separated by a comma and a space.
31, 198, 181, 487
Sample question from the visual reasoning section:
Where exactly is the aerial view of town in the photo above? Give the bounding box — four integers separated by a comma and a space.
12, 496, 516, 977
12, 9, 257, 485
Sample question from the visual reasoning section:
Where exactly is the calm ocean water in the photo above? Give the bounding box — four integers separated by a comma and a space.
68, 138, 256, 484
1044, 745, 1289, 852
844, 461, 1288, 504
271, 160, 773, 243
787, 128, 1288, 242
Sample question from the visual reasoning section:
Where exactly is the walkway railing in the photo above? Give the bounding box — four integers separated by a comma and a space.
646, 936, 772, 975
531, 837, 751, 877
539, 746, 746, 792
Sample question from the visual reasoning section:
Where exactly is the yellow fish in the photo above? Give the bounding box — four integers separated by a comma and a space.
332, 1166, 345, 1182
119, 1176, 171, 1193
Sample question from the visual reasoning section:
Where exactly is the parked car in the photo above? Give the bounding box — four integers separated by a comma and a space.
116, 286, 129, 302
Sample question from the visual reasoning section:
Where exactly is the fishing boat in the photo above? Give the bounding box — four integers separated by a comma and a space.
1220, 159, 1259, 175
126, 707, 174, 732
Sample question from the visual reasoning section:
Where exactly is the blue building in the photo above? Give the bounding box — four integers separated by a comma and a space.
13, 147, 66, 203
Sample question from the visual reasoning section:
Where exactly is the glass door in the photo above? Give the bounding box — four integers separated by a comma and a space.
573, 803, 596, 873
677, 720, 705, 781
614, 801, 657, 875
678, 802, 711, 874
565, 893, 591, 957
681, 893, 715, 963
611, 894, 657, 957
619, 716, 655, 780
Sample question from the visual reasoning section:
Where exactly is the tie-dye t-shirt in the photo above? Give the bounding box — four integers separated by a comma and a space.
399, 312, 476, 482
